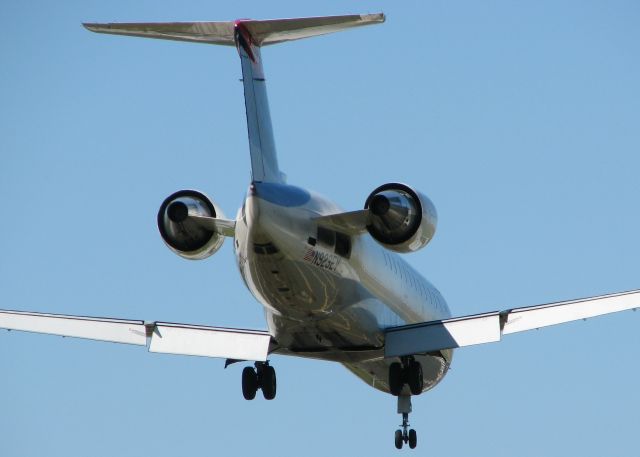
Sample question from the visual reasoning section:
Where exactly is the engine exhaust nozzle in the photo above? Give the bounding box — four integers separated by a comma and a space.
370, 194, 390, 216
167, 201, 189, 223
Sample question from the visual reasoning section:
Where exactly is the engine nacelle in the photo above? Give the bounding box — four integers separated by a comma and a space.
364, 183, 437, 253
157, 189, 226, 260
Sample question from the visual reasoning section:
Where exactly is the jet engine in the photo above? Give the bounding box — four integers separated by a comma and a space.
157, 189, 226, 260
364, 183, 437, 253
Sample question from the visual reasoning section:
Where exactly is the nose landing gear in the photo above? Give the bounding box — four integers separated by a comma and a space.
242, 361, 277, 400
394, 395, 417, 449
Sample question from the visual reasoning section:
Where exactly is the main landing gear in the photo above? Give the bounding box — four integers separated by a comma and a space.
242, 361, 277, 400
389, 356, 424, 396
389, 357, 422, 450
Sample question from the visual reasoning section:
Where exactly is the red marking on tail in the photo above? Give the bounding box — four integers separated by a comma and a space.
234, 21, 256, 62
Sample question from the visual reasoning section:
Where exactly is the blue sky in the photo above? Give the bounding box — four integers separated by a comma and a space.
1, 1, 639, 456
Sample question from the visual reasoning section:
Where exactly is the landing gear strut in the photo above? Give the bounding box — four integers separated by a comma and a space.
242, 361, 277, 400
394, 395, 417, 449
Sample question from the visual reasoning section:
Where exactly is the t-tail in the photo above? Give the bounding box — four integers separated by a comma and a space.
84, 14, 385, 183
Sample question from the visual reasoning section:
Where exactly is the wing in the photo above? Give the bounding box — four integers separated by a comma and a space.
0, 309, 271, 362
385, 289, 640, 357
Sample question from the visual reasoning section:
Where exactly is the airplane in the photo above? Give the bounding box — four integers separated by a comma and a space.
1, 13, 638, 450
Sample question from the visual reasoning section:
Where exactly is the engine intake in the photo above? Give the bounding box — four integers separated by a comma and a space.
364, 183, 437, 253
157, 189, 225, 260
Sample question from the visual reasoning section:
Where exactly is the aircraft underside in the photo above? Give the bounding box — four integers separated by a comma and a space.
3, 13, 638, 452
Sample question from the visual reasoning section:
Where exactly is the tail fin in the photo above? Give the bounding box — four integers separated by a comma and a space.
84, 14, 385, 183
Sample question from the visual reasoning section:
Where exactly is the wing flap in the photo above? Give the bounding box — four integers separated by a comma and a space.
385, 289, 640, 357
385, 312, 501, 357
149, 323, 270, 361
1, 309, 272, 362
502, 289, 640, 334
0, 310, 146, 345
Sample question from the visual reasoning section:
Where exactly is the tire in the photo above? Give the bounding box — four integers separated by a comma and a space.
407, 360, 424, 395
394, 429, 403, 449
261, 365, 277, 400
242, 366, 258, 400
408, 429, 417, 449
389, 362, 404, 396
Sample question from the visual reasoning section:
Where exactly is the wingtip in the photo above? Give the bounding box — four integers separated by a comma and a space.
362, 12, 386, 23
83, 22, 113, 33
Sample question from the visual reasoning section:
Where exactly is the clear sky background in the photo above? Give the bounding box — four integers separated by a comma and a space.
1, 1, 639, 456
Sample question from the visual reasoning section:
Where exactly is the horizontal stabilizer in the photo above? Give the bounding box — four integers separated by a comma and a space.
0, 309, 272, 362
385, 289, 640, 357
83, 13, 385, 47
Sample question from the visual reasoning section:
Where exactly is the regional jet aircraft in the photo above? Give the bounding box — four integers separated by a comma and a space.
2, 14, 638, 450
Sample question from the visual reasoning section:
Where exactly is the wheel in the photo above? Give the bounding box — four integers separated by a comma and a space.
242, 366, 258, 400
389, 362, 404, 396
394, 429, 403, 449
408, 429, 417, 449
407, 360, 424, 395
261, 365, 277, 400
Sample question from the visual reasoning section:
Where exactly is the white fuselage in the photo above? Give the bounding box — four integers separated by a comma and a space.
234, 181, 453, 394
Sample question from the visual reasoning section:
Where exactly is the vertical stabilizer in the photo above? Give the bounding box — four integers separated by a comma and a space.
234, 22, 281, 183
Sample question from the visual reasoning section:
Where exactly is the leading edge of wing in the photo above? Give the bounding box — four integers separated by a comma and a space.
385, 289, 640, 358
0, 309, 271, 362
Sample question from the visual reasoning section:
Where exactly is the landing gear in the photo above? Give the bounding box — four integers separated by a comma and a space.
408, 429, 417, 449
394, 394, 418, 450
389, 357, 422, 449
242, 366, 258, 400
389, 362, 404, 396
261, 364, 277, 400
407, 360, 423, 395
241, 361, 277, 400
389, 357, 424, 396
394, 429, 403, 449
